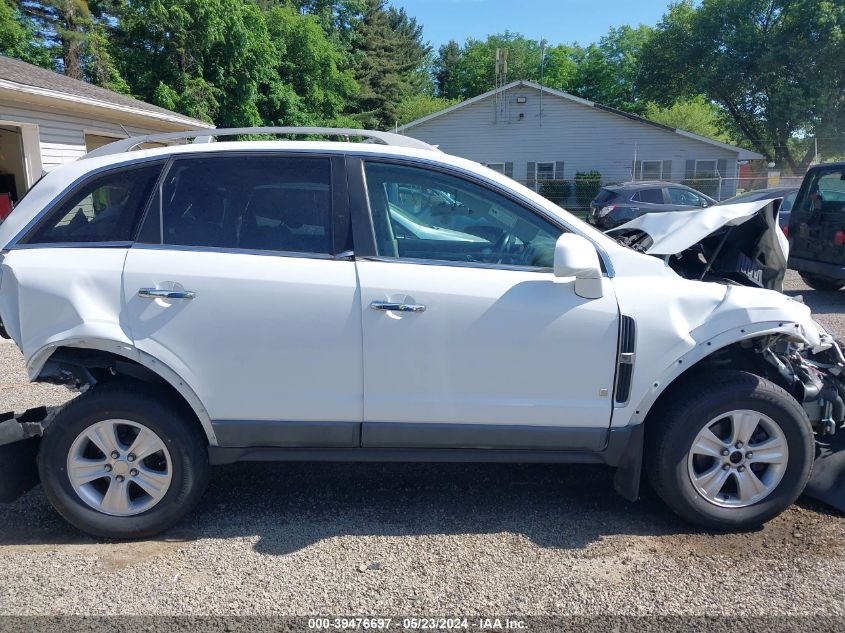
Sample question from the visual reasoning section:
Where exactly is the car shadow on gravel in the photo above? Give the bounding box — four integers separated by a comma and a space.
0, 461, 706, 553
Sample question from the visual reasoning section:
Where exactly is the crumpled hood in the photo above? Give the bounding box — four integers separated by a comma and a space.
607, 199, 789, 257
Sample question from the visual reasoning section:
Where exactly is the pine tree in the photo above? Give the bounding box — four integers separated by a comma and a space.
434, 40, 461, 99
350, 0, 431, 129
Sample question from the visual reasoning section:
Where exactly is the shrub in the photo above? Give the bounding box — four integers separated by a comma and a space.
682, 172, 719, 198
538, 179, 572, 206
575, 170, 602, 208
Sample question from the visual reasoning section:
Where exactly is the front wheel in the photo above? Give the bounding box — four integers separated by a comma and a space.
646, 371, 814, 530
38, 381, 209, 539
800, 272, 845, 291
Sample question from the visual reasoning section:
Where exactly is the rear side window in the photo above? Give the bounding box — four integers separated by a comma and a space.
795, 167, 845, 216
632, 188, 664, 204
147, 155, 332, 254
592, 188, 617, 205
24, 164, 162, 244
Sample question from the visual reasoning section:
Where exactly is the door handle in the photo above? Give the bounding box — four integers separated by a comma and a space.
370, 300, 425, 313
138, 288, 196, 300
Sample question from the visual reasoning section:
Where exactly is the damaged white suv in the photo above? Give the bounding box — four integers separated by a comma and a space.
0, 127, 841, 538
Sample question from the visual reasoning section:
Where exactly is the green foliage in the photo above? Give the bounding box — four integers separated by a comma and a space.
574, 171, 602, 208
350, 0, 430, 129
433, 26, 647, 111
115, 0, 279, 126
538, 179, 572, 206
396, 94, 457, 126
262, 5, 358, 126
639, 0, 845, 173
644, 96, 733, 143
569, 25, 652, 113
682, 173, 719, 199
0, 0, 51, 67
434, 40, 462, 99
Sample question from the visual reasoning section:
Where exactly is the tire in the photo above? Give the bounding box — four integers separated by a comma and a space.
38, 380, 209, 539
799, 272, 845, 292
645, 371, 814, 530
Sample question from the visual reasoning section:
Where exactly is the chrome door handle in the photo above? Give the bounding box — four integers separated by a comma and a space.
138, 288, 196, 300
370, 301, 425, 313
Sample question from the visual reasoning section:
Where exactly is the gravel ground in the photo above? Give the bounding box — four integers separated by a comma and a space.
0, 269, 844, 618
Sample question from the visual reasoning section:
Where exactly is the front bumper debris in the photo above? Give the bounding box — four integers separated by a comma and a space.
0, 406, 56, 502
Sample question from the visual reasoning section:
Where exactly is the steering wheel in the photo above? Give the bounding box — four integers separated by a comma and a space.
493, 232, 519, 264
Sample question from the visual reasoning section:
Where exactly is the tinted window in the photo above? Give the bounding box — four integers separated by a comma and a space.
593, 188, 618, 205
795, 166, 845, 216
25, 164, 161, 244
153, 156, 332, 254
633, 188, 664, 204
780, 191, 796, 213
364, 161, 561, 268
668, 187, 704, 206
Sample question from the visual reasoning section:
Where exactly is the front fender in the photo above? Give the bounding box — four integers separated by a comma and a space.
626, 320, 817, 426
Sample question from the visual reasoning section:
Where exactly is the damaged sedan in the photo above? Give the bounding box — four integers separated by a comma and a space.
0, 127, 841, 538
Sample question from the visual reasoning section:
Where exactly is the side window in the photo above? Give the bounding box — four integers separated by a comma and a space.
363, 161, 562, 268
668, 187, 702, 206
153, 155, 332, 254
24, 164, 162, 244
634, 188, 664, 204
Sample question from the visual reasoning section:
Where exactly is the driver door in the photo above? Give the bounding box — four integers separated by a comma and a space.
352, 158, 620, 450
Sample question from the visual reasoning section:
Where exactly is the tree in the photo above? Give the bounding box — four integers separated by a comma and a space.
639, 0, 845, 173
387, 4, 432, 93
262, 5, 359, 126
450, 32, 544, 98
396, 93, 457, 125
569, 25, 652, 113
434, 40, 461, 99
16, 0, 126, 88
116, 0, 279, 126
350, 0, 429, 129
644, 96, 733, 143
0, 0, 53, 67
433, 33, 578, 100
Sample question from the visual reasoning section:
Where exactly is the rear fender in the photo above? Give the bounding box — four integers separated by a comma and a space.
28, 337, 217, 445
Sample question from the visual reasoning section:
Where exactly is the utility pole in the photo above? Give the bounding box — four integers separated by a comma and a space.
539, 38, 546, 126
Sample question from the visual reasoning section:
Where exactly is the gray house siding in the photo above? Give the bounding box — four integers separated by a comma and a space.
403, 85, 743, 200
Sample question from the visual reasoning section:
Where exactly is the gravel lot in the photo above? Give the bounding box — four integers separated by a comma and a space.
0, 270, 844, 618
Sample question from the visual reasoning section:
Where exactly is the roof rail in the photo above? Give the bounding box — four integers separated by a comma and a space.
83, 126, 439, 159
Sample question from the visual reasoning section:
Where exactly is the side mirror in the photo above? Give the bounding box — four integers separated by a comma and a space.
553, 233, 603, 299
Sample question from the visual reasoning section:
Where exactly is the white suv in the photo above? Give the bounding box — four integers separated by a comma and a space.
0, 127, 840, 538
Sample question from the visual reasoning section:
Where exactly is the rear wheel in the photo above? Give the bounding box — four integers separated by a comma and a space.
646, 371, 814, 530
38, 381, 209, 539
800, 272, 845, 291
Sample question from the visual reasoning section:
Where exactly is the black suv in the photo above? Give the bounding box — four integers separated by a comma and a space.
788, 162, 845, 290
588, 181, 716, 230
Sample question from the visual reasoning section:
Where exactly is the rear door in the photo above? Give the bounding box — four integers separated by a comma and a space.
122, 153, 363, 448
790, 165, 845, 264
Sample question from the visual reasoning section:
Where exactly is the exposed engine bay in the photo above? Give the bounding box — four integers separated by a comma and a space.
607, 199, 845, 509
607, 199, 789, 291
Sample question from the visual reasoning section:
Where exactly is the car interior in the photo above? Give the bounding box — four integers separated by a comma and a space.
365, 162, 560, 268
160, 157, 333, 254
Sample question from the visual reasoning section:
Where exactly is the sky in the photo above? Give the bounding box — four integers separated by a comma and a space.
389, 0, 669, 49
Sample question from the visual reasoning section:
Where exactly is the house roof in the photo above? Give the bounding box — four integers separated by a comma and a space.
400, 80, 763, 161
0, 55, 213, 129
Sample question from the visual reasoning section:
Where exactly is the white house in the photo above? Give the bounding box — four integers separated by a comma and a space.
400, 80, 762, 201
0, 55, 213, 205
